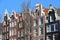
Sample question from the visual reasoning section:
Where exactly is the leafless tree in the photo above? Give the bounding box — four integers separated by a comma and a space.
20, 0, 32, 40
21, 0, 31, 13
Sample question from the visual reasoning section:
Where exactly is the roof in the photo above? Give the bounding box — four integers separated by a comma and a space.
56, 8, 60, 16
43, 8, 48, 16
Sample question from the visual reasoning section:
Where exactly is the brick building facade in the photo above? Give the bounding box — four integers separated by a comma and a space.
3, 3, 50, 40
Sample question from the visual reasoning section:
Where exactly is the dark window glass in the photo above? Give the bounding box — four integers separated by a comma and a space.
51, 25, 54, 31
55, 34, 58, 40
36, 19, 38, 25
40, 17, 43, 24
40, 27, 43, 35
35, 28, 38, 36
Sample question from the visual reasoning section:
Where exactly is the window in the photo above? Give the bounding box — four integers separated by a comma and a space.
50, 16, 53, 22
10, 23, 11, 27
46, 25, 51, 32
12, 29, 16, 35
14, 29, 16, 35
7, 27, 8, 31
18, 31, 20, 37
15, 21, 16, 25
7, 33, 8, 39
38, 18, 41, 25
5, 27, 6, 32
5, 34, 6, 39
46, 35, 52, 40
34, 20, 36, 26
19, 22, 22, 28
47, 24, 58, 32
36, 19, 38, 25
40, 27, 43, 35
54, 23, 58, 31
12, 22, 14, 27
9, 30, 12, 36
51, 24, 54, 31
0, 34, 2, 40
34, 29, 38, 36
12, 30, 13, 36
40, 17, 43, 24
21, 30, 23, 37
53, 34, 58, 40
34, 20, 38, 26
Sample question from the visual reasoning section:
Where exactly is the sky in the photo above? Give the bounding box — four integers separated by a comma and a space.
0, 0, 60, 22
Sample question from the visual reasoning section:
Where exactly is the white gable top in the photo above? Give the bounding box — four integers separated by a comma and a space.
4, 9, 8, 16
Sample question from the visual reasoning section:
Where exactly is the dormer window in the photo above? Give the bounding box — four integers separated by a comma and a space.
35, 9, 40, 16
48, 8, 56, 22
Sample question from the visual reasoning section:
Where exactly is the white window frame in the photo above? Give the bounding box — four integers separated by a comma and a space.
18, 31, 20, 37
46, 25, 51, 32
9, 30, 12, 36
19, 22, 22, 28
21, 30, 23, 37
10, 23, 11, 27
12, 22, 14, 27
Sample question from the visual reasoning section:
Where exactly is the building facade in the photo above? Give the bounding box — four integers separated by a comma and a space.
3, 10, 9, 40
3, 3, 60, 40
0, 23, 3, 40
45, 4, 60, 40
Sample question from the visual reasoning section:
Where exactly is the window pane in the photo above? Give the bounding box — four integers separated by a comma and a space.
55, 23, 58, 31
18, 31, 20, 37
10, 23, 11, 27
51, 25, 54, 31
53, 34, 58, 40
34, 20, 36, 26
19, 22, 22, 28
40, 17, 43, 24
47, 35, 52, 40
9, 30, 11, 36
46, 25, 51, 32
12, 22, 14, 27
7, 27, 8, 31
34, 29, 38, 36
40, 27, 43, 35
